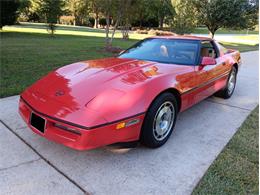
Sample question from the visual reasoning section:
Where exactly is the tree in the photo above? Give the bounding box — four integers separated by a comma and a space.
171, 0, 197, 34
193, 0, 259, 38
96, 0, 127, 48
18, 0, 42, 22
65, 0, 89, 26
89, 0, 103, 28
0, 0, 20, 29
37, 0, 64, 35
243, 0, 259, 30
131, 0, 159, 28
99, 0, 115, 47
18, 0, 31, 21
95, 0, 133, 47
120, 0, 135, 39
155, 0, 174, 28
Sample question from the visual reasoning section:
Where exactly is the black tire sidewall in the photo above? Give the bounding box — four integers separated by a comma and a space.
140, 92, 178, 148
222, 66, 237, 98
215, 66, 237, 99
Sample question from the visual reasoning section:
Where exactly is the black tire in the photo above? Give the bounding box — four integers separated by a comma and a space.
140, 92, 178, 148
215, 66, 237, 99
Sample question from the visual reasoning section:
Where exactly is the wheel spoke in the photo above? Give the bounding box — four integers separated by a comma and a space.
228, 69, 236, 94
153, 101, 175, 141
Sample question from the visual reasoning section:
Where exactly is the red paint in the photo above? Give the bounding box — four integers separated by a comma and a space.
19, 36, 241, 150
201, 57, 217, 66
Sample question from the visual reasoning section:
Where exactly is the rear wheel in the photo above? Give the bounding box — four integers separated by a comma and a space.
215, 66, 237, 99
140, 92, 178, 148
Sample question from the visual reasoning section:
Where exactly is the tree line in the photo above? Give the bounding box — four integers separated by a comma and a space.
1, 0, 258, 47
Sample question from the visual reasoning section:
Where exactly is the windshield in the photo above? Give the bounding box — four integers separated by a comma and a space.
119, 38, 199, 65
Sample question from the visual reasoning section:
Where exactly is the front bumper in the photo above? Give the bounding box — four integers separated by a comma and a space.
19, 97, 145, 150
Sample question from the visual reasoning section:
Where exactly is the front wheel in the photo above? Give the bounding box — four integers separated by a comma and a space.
140, 93, 178, 148
215, 66, 237, 99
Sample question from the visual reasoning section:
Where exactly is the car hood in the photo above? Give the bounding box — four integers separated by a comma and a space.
27, 57, 158, 107
22, 57, 189, 126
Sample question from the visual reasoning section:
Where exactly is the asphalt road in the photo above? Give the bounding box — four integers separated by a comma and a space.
0, 51, 258, 195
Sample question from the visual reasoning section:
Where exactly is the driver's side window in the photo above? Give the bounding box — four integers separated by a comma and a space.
200, 41, 217, 58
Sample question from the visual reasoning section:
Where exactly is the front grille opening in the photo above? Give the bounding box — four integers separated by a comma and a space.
54, 123, 81, 135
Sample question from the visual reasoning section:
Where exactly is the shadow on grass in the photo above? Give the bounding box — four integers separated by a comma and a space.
13, 23, 106, 33
0, 30, 138, 47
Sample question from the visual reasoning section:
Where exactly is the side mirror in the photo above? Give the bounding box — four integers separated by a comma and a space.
201, 57, 216, 66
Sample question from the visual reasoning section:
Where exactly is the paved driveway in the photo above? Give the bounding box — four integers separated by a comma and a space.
0, 51, 258, 195
192, 34, 259, 45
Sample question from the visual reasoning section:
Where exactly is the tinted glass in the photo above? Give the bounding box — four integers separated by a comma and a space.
200, 41, 217, 58
119, 38, 199, 65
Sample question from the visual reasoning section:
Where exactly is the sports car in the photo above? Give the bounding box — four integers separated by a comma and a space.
19, 35, 241, 150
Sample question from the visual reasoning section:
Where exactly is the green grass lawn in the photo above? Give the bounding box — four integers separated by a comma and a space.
193, 106, 259, 195
0, 26, 259, 97
221, 42, 259, 53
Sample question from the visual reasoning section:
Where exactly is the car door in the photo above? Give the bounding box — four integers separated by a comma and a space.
167, 40, 205, 111
190, 40, 218, 104
200, 41, 231, 95
190, 40, 228, 105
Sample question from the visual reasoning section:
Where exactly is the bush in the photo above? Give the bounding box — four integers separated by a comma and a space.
60, 15, 74, 25
148, 29, 156, 35
135, 29, 148, 34
0, 0, 20, 29
18, 13, 28, 22
88, 17, 94, 27
28, 13, 40, 22
154, 30, 176, 36
135, 29, 177, 36
131, 18, 159, 28
99, 18, 106, 27
105, 45, 123, 53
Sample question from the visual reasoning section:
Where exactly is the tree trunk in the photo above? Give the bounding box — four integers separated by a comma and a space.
122, 25, 129, 40
110, 19, 119, 44
105, 15, 110, 48
209, 30, 216, 38
208, 25, 218, 38
94, 12, 99, 28
73, 12, 76, 26
159, 17, 164, 29
139, 15, 143, 28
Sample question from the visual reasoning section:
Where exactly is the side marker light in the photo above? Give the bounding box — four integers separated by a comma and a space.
116, 122, 126, 129
116, 119, 140, 130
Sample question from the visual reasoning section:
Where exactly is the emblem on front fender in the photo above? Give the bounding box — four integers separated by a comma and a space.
55, 90, 65, 96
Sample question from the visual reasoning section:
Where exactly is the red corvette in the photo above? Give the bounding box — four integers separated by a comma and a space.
19, 35, 241, 150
